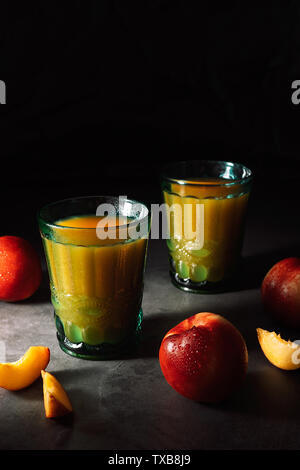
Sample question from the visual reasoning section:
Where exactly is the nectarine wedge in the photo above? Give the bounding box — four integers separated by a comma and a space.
41, 370, 72, 418
0, 346, 50, 391
257, 328, 300, 370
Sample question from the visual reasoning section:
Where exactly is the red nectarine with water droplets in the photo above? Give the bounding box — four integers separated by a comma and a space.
0, 236, 42, 302
261, 257, 300, 328
159, 312, 248, 403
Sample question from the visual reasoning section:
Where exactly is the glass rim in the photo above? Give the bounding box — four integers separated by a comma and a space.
160, 159, 253, 187
37, 195, 150, 231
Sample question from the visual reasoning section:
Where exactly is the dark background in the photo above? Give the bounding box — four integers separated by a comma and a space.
1, 1, 300, 242
1, 3, 300, 454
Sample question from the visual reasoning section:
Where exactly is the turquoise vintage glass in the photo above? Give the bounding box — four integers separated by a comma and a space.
38, 196, 150, 359
161, 160, 253, 293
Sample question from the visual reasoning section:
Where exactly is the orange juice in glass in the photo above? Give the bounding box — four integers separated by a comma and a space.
38, 196, 150, 359
161, 161, 253, 293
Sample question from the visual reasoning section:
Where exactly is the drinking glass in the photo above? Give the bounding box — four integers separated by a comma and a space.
161, 160, 253, 293
38, 196, 150, 359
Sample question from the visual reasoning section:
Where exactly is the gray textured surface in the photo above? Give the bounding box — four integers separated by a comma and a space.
1, 189, 300, 450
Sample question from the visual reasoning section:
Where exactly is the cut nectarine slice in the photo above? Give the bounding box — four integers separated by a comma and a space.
257, 328, 300, 370
41, 370, 72, 418
0, 346, 50, 390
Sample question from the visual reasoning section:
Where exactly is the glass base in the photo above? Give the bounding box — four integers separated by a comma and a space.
170, 270, 232, 294
55, 309, 143, 360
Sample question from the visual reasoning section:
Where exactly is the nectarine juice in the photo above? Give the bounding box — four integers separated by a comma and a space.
41, 215, 147, 353
163, 176, 250, 290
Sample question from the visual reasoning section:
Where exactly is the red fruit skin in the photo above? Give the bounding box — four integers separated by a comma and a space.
0, 236, 42, 302
159, 312, 248, 403
261, 257, 300, 328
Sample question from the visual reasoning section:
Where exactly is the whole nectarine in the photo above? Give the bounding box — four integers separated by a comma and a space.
261, 257, 300, 328
159, 312, 248, 403
0, 236, 42, 301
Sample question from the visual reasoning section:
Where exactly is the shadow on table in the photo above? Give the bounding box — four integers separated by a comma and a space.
214, 365, 300, 422
12, 244, 300, 364
238, 243, 300, 291
126, 242, 300, 359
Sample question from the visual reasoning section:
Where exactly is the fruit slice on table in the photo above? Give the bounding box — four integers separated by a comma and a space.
257, 328, 300, 370
41, 370, 72, 418
0, 346, 50, 391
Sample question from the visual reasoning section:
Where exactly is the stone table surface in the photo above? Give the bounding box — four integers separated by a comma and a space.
1, 190, 300, 451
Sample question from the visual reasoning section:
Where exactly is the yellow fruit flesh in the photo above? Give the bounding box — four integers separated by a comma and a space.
257, 328, 300, 370
41, 370, 72, 418
0, 346, 50, 390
